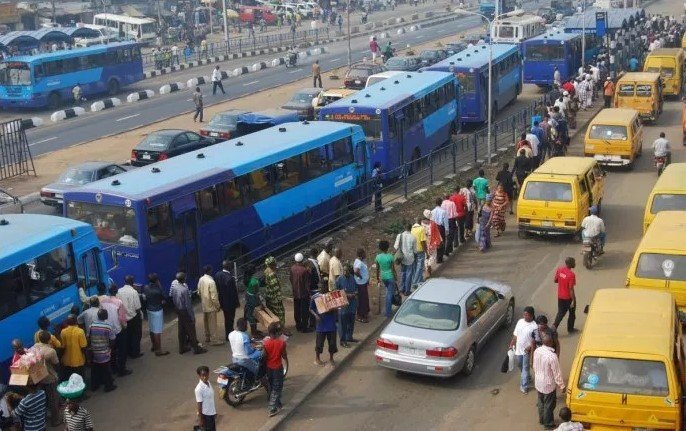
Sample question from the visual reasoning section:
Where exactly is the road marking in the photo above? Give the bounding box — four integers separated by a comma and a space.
186, 98, 193, 101
329, 57, 341, 63
30, 136, 57, 146
287, 69, 301, 74
243, 80, 259, 86
415, 35, 423, 39
116, 113, 141, 122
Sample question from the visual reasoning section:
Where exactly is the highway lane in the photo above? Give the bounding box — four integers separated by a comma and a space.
23, 15, 483, 157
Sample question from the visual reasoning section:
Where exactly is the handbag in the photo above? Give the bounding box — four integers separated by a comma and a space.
394, 233, 404, 265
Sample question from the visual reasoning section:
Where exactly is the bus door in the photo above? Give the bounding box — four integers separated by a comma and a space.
172, 196, 200, 285
394, 111, 405, 172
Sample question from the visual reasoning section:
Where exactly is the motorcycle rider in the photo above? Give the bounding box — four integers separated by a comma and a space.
228, 317, 263, 389
581, 205, 606, 254
287, 46, 298, 67
652, 132, 671, 166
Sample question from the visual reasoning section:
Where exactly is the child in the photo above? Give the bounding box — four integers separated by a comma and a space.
262, 322, 287, 417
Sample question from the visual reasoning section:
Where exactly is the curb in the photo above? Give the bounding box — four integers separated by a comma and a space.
257, 315, 388, 431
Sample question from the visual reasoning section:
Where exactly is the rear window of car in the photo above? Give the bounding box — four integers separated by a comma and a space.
589, 124, 628, 141
523, 181, 573, 202
636, 253, 686, 281
209, 114, 238, 127
347, 67, 372, 78
394, 299, 460, 331
137, 133, 175, 150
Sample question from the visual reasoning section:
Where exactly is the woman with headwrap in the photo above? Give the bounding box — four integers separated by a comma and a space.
422, 209, 442, 276
477, 195, 494, 252
263, 256, 288, 335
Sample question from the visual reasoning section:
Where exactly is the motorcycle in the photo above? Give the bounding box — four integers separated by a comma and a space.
285, 52, 298, 68
655, 155, 667, 176
581, 235, 601, 269
214, 339, 289, 407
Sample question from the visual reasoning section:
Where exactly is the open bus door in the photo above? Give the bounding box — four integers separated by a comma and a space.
171, 195, 200, 287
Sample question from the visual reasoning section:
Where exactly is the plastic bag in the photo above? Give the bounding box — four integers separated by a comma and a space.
507, 348, 516, 372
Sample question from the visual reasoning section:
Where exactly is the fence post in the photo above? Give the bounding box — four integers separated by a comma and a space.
493, 123, 498, 152
472, 135, 478, 164
403, 165, 408, 199
451, 141, 457, 174
429, 152, 434, 186
316, 28, 319, 44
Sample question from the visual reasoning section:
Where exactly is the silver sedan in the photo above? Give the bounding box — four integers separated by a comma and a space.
374, 278, 515, 378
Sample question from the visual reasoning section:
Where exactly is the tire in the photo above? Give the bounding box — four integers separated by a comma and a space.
502, 300, 515, 329
517, 229, 528, 239
224, 380, 245, 407
107, 79, 120, 96
461, 346, 476, 376
583, 252, 593, 270
47, 92, 61, 110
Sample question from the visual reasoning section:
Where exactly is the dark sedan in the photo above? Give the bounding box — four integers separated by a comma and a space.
281, 88, 323, 120
343, 62, 387, 90
199, 109, 249, 141
384, 56, 422, 72
130, 130, 217, 166
444, 42, 468, 56
40, 162, 130, 209
419, 49, 448, 67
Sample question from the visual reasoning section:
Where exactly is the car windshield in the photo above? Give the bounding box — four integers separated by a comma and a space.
57, 168, 96, 185
394, 299, 460, 331
589, 124, 628, 141
0, 61, 32, 86
209, 113, 238, 127
67, 201, 139, 247
288, 91, 317, 105
523, 181, 573, 202
636, 253, 686, 281
526, 45, 564, 61
578, 357, 669, 396
650, 194, 686, 214
385, 58, 406, 68
137, 133, 175, 150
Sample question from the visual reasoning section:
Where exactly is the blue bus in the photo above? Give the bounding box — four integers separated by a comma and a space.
479, 0, 516, 16
424, 43, 522, 124
0, 214, 109, 380
63, 121, 369, 292
523, 30, 600, 87
318, 71, 459, 177
0, 41, 144, 109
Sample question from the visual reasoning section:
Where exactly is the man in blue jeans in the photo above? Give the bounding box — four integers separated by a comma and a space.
509, 306, 537, 394
394, 222, 417, 295
336, 263, 358, 348
410, 217, 428, 289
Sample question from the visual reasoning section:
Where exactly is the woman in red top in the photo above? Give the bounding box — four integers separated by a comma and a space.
263, 322, 288, 417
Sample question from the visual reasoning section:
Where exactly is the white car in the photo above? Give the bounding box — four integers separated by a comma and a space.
365, 71, 404, 88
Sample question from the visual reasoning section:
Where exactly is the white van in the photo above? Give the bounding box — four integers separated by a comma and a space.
365, 71, 404, 88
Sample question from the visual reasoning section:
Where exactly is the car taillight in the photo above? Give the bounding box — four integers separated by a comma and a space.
40, 190, 54, 198
426, 347, 458, 358
199, 130, 208, 136
131, 149, 138, 160
220, 132, 230, 139
376, 338, 398, 351
158, 153, 168, 161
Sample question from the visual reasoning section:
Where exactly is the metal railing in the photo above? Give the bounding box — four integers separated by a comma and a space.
0, 119, 35, 181
224, 96, 545, 293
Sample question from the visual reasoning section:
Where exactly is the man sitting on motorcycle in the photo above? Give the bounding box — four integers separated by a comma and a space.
287, 47, 298, 66
652, 132, 671, 166
229, 317, 264, 389
581, 205, 606, 254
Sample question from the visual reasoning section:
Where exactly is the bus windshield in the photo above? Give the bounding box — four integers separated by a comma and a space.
523, 181, 572, 202
323, 113, 381, 140
498, 26, 515, 38
456, 72, 475, 93
636, 253, 686, 281
526, 45, 564, 61
650, 193, 686, 214
578, 357, 669, 396
589, 125, 628, 141
0, 62, 32, 86
67, 201, 139, 247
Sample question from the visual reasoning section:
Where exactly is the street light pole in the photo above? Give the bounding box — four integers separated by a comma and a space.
222, 0, 229, 46
347, 0, 352, 67
581, 1, 586, 73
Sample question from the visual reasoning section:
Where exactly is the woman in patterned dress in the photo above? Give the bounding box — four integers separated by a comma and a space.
263, 256, 290, 336
490, 184, 509, 236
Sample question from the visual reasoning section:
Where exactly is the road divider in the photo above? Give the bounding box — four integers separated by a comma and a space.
410, 24, 421, 31
271, 57, 286, 67
251, 62, 267, 72
159, 82, 185, 94
90, 98, 122, 112
397, 28, 406, 34
186, 76, 211, 87
127, 90, 154, 103
50, 107, 86, 122
20, 117, 43, 130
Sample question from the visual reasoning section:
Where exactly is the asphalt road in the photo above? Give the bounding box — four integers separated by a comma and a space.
21, 14, 482, 157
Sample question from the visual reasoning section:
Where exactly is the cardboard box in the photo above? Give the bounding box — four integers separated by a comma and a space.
315, 290, 349, 314
254, 306, 280, 329
9, 360, 49, 386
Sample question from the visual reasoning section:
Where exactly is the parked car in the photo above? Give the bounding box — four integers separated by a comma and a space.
0, 188, 22, 214
444, 42, 468, 56
313, 88, 358, 115
418, 49, 448, 67
343, 62, 387, 90
375, 278, 515, 378
40, 162, 130, 209
199, 109, 249, 141
384, 56, 422, 72
281, 87, 323, 120
365, 70, 404, 88
130, 130, 218, 166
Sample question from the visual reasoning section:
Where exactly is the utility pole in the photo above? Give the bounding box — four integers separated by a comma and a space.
51, 0, 56, 24
347, 0, 351, 67
156, 0, 162, 28
222, 0, 229, 46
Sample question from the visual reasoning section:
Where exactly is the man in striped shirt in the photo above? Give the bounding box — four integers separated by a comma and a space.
64, 398, 94, 431
13, 383, 47, 431
89, 308, 117, 393
533, 333, 565, 430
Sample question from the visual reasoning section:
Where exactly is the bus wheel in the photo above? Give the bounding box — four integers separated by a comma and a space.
47, 92, 61, 110
107, 79, 120, 96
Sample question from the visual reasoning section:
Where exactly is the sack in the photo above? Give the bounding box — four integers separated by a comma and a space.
391, 288, 402, 307
394, 233, 404, 265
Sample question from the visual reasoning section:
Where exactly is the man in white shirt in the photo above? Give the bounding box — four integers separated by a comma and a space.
652, 132, 671, 163
171, 44, 179, 65
509, 306, 538, 394
195, 366, 217, 431
394, 222, 417, 295
117, 276, 143, 358
430, 197, 449, 263
553, 67, 561, 86
581, 205, 606, 252
211, 65, 226, 96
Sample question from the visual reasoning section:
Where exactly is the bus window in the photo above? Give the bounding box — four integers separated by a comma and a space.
196, 186, 221, 223
0, 61, 32, 85
77, 248, 102, 292
618, 84, 635, 96
527, 45, 564, 61
275, 154, 302, 192
456, 72, 475, 93
0, 244, 76, 320
147, 203, 174, 243
250, 168, 275, 201
301, 147, 330, 181
67, 202, 138, 246
330, 137, 354, 169
217, 179, 247, 213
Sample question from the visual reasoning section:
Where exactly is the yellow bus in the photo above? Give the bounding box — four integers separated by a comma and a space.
643, 163, 686, 233
643, 48, 685, 97
614, 72, 663, 122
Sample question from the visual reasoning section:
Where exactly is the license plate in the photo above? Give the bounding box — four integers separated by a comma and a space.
355, 79, 361, 84
542, 221, 553, 227
210, 132, 218, 137
216, 376, 229, 385
399, 346, 417, 355
142, 154, 151, 160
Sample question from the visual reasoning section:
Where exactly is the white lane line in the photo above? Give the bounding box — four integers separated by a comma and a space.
30, 136, 57, 146
287, 69, 301, 74
186, 98, 193, 101
116, 113, 141, 122
243, 80, 260, 86
415, 35, 423, 39
329, 57, 341, 63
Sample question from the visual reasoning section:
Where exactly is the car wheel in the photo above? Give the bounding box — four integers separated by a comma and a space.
461, 346, 476, 376
502, 299, 515, 329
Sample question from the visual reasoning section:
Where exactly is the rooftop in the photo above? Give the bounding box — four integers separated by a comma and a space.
425, 43, 518, 71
